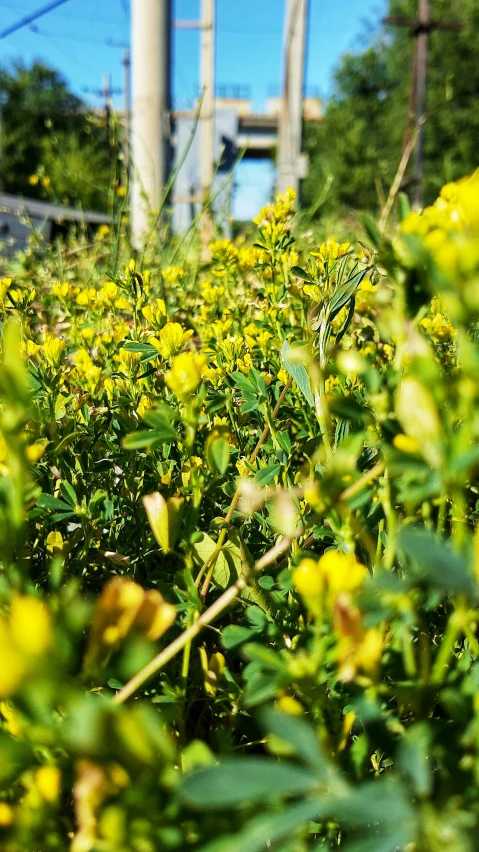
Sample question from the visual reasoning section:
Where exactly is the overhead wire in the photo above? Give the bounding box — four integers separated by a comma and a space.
0, 0, 71, 40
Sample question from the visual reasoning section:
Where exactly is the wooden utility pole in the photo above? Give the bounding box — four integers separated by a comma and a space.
199, 0, 216, 201
277, 0, 308, 196
384, 0, 462, 208
131, 0, 172, 250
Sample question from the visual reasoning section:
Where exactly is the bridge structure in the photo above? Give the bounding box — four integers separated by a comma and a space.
171, 91, 322, 231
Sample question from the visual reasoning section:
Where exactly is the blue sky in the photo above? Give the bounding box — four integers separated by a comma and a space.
0, 0, 386, 217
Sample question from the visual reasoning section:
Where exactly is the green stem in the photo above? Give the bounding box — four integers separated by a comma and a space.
430, 612, 463, 684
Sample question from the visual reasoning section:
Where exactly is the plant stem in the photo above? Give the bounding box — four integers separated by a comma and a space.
199, 378, 293, 598
113, 522, 305, 704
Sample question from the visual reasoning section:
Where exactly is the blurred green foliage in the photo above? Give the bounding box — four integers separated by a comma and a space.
0, 61, 112, 210
303, 0, 479, 215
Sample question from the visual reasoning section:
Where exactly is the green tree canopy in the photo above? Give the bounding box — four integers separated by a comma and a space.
0, 60, 111, 211
303, 0, 479, 216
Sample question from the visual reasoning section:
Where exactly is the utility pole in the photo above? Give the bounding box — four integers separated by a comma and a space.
131, 0, 172, 250
277, 0, 308, 196
102, 73, 113, 118
413, 0, 428, 209
199, 0, 215, 201
384, 0, 462, 209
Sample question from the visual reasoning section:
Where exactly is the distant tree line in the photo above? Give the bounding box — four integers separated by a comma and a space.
0, 61, 114, 211
302, 0, 479, 216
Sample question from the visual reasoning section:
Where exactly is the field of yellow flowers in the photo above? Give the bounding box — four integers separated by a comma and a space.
1, 173, 479, 851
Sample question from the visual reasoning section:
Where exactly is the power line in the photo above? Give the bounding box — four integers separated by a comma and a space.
0, 0, 71, 40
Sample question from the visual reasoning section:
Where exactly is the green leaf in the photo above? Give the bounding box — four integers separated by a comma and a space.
397, 723, 432, 798
180, 757, 317, 810
291, 266, 314, 283
122, 424, 177, 450
261, 708, 330, 775
122, 341, 159, 362
54, 431, 82, 455
143, 492, 183, 553
222, 624, 260, 650
60, 481, 76, 506
329, 268, 368, 319
207, 437, 230, 476
37, 493, 75, 513
242, 644, 285, 672
197, 798, 322, 852
329, 395, 373, 424
399, 527, 475, 597
0, 732, 32, 785
280, 341, 314, 407
193, 533, 230, 589
254, 464, 282, 486
142, 405, 179, 429
360, 213, 381, 248
232, 371, 255, 394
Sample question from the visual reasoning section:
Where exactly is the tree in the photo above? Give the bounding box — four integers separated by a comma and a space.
302, 0, 479, 216
0, 60, 111, 211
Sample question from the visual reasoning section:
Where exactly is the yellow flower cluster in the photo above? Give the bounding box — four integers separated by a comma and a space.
85, 577, 176, 670
150, 321, 194, 358
254, 188, 297, 227
0, 597, 52, 697
165, 351, 207, 399
400, 170, 479, 286
293, 551, 382, 681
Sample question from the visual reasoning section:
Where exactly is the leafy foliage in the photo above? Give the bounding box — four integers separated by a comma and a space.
0, 172, 479, 850
0, 60, 112, 210
303, 0, 479, 214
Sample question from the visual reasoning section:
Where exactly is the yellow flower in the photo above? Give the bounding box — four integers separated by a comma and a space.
236, 458, 251, 478
254, 188, 296, 226
52, 282, 69, 299
142, 298, 167, 327
310, 240, 350, 263
98, 281, 118, 303
320, 550, 367, 599
10, 597, 52, 656
202, 365, 224, 388
46, 531, 65, 554
26, 441, 47, 463
22, 338, 41, 359
97, 224, 110, 241
28, 174, 39, 186
137, 394, 152, 419
293, 551, 366, 605
181, 456, 202, 487
303, 283, 323, 302
85, 578, 176, 669
162, 266, 185, 284
292, 557, 324, 599
276, 695, 304, 716
104, 378, 115, 401
35, 766, 61, 803
353, 628, 383, 676
165, 351, 207, 398
0, 802, 14, 827
0, 700, 22, 736
114, 295, 131, 311
393, 434, 421, 455
420, 312, 457, 344
151, 322, 194, 358
43, 333, 65, 368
